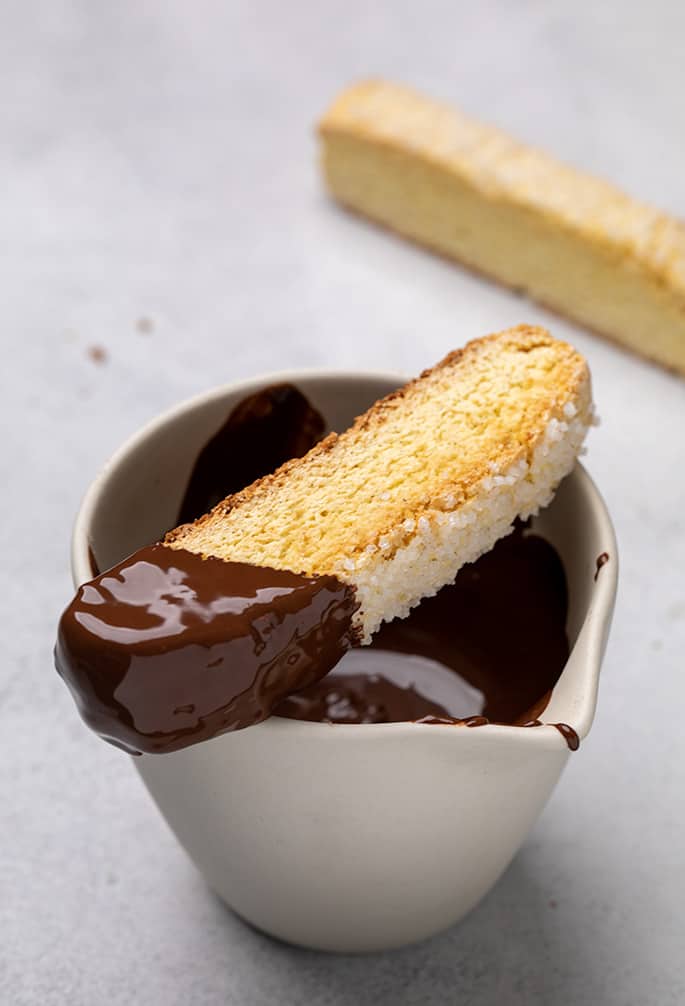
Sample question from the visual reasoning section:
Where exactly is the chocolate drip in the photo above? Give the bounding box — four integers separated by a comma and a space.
419, 715, 579, 748
88, 544, 100, 577
594, 552, 610, 581
553, 723, 580, 750
416, 716, 460, 726
463, 715, 489, 727
416, 715, 489, 726
56, 545, 357, 754
177, 384, 325, 525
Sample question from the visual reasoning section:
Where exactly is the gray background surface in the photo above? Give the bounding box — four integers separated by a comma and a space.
2, 2, 684, 1003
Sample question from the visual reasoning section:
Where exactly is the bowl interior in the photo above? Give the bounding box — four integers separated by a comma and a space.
74, 371, 617, 737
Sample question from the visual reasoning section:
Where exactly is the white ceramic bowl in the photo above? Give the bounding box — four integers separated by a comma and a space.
71, 371, 618, 953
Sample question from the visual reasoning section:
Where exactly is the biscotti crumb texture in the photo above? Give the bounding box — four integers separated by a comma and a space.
319, 79, 685, 376
166, 326, 592, 641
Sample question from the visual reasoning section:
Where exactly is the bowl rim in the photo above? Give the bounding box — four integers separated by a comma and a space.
71, 368, 618, 754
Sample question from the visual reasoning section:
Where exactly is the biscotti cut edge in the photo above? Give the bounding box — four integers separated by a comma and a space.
319, 79, 685, 376
348, 380, 590, 641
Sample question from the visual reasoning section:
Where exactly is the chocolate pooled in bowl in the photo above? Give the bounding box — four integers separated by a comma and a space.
276, 521, 569, 727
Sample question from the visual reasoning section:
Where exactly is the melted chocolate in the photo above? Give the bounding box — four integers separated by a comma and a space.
553, 722, 580, 750
418, 715, 579, 748
277, 526, 570, 729
88, 544, 99, 577
177, 383, 325, 524
56, 544, 357, 754
64, 383, 579, 753
417, 714, 491, 727
278, 670, 449, 724
594, 551, 610, 581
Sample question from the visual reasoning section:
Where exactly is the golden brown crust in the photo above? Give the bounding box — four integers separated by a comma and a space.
165, 325, 587, 561
319, 80, 685, 297
331, 199, 685, 377
165, 326, 592, 639
164, 328, 496, 544
318, 80, 685, 376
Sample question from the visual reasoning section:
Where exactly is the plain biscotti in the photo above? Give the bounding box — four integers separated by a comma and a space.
319, 79, 685, 376
166, 326, 593, 642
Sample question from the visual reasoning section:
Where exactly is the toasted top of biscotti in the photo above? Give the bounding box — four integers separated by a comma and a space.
166, 326, 592, 638
318, 79, 685, 302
